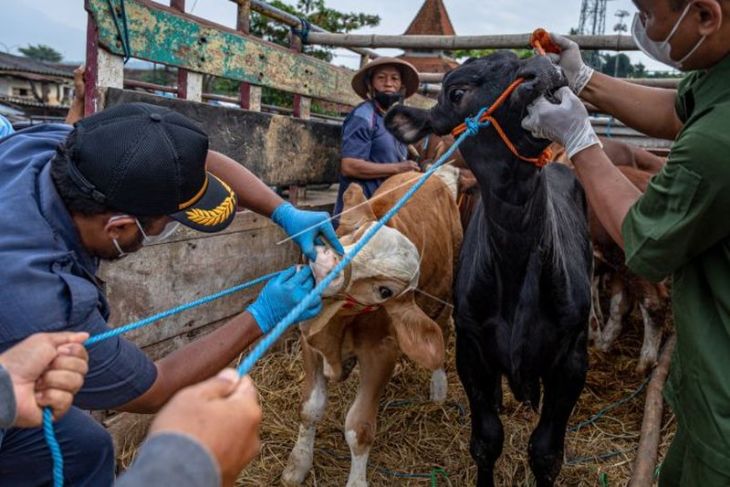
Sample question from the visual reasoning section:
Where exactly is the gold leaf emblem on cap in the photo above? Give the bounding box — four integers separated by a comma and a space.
185, 180, 236, 227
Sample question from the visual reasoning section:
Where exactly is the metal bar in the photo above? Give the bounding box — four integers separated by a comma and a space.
305, 32, 638, 51
247, 0, 380, 59
124, 79, 178, 92
421, 71, 680, 88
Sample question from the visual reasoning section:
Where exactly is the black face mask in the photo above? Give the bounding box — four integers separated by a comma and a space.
373, 91, 403, 110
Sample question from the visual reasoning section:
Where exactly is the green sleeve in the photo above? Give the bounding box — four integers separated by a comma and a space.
622, 129, 730, 282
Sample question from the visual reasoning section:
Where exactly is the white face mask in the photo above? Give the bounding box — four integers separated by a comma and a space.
631, 3, 706, 70
135, 218, 180, 245
107, 215, 180, 256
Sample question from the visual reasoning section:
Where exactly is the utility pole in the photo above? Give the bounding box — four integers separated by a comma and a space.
613, 9, 630, 77
578, 0, 612, 68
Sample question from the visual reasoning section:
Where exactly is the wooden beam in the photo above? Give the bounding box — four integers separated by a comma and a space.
170, 0, 189, 99
305, 32, 638, 51
85, 0, 434, 109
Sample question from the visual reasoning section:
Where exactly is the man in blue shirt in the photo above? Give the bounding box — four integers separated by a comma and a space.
335, 57, 422, 219
0, 102, 341, 485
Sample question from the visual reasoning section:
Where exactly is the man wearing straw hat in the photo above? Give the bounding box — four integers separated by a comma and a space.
335, 57, 422, 222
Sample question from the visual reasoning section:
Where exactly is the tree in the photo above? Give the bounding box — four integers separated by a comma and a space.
599, 53, 635, 78
18, 44, 62, 63
250, 0, 380, 62
240, 0, 379, 110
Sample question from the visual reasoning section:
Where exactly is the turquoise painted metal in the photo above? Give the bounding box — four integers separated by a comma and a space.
86, 0, 434, 108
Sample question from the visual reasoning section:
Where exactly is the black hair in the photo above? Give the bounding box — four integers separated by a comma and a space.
50, 130, 158, 227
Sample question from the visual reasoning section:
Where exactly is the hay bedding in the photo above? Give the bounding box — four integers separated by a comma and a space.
237, 316, 676, 487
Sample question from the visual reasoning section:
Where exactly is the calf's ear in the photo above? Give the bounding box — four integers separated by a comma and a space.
384, 294, 444, 370
384, 106, 433, 144
338, 183, 376, 237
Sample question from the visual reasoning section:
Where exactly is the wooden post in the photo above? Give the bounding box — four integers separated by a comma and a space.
629, 335, 677, 487
236, 0, 261, 110
85, 10, 123, 115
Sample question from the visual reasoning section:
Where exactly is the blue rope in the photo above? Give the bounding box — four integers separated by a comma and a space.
43, 408, 64, 487
236, 124, 477, 376
44, 104, 490, 486
107, 0, 131, 63
44, 270, 282, 487
291, 16, 311, 44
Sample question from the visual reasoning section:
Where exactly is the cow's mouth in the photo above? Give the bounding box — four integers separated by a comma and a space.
309, 245, 347, 297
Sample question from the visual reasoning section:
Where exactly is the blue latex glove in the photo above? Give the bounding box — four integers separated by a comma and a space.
271, 202, 344, 261
246, 266, 322, 333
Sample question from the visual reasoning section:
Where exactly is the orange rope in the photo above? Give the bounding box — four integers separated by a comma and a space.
448, 28, 558, 169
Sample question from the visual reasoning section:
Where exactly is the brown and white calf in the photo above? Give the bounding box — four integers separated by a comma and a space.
282, 170, 462, 487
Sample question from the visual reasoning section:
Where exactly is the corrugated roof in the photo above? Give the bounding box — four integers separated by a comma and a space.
404, 0, 456, 36
0, 52, 74, 79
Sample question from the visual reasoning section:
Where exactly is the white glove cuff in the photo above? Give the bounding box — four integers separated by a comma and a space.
571, 64, 595, 95
566, 120, 602, 159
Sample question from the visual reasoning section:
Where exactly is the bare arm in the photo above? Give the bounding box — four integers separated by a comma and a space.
118, 312, 262, 413
581, 72, 683, 141
205, 150, 284, 217
64, 66, 85, 125
572, 145, 643, 248
341, 158, 418, 179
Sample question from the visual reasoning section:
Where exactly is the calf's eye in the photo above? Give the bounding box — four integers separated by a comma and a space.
449, 88, 465, 104
378, 286, 393, 299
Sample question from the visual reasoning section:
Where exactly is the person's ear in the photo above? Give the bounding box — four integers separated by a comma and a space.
695, 0, 723, 36
103, 214, 136, 240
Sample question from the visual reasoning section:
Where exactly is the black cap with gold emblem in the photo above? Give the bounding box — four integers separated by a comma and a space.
68, 102, 237, 233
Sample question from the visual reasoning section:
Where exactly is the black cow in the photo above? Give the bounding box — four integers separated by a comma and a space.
385, 51, 592, 487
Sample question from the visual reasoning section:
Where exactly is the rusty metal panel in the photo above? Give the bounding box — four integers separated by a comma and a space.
87, 0, 434, 109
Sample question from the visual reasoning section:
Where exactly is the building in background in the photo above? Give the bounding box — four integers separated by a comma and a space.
398, 0, 459, 75
0, 52, 75, 123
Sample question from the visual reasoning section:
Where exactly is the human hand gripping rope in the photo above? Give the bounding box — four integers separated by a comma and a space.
43, 28, 558, 487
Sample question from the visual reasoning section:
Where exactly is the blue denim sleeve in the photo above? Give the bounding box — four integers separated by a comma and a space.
341, 115, 373, 160
115, 433, 220, 487
71, 311, 157, 410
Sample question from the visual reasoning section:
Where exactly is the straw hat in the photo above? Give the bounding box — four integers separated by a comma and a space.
351, 57, 420, 100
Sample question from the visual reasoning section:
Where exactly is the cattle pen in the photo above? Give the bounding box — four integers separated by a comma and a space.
80, 1, 677, 485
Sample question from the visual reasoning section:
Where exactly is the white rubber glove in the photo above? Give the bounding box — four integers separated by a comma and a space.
522, 86, 601, 159
547, 34, 594, 95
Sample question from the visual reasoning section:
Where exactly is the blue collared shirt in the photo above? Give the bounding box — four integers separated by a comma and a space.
0, 124, 157, 410
335, 100, 408, 218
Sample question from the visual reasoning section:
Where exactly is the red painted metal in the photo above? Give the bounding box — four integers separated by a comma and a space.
84, 9, 99, 116
171, 0, 188, 99
237, 0, 253, 109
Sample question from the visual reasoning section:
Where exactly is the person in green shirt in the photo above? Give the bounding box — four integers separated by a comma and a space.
520, 0, 730, 485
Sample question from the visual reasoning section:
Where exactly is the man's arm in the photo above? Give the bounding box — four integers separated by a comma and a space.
117, 312, 262, 413
571, 145, 642, 248
65, 66, 85, 125
580, 72, 684, 141
205, 150, 283, 217
340, 158, 418, 179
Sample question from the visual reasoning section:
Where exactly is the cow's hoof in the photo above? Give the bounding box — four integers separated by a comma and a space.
430, 368, 448, 403
281, 464, 308, 486
345, 479, 368, 487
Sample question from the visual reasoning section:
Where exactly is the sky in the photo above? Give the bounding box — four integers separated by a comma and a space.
0, 0, 671, 72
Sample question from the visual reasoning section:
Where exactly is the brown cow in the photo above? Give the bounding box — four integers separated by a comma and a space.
551, 139, 668, 373
282, 170, 462, 487
588, 165, 669, 374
